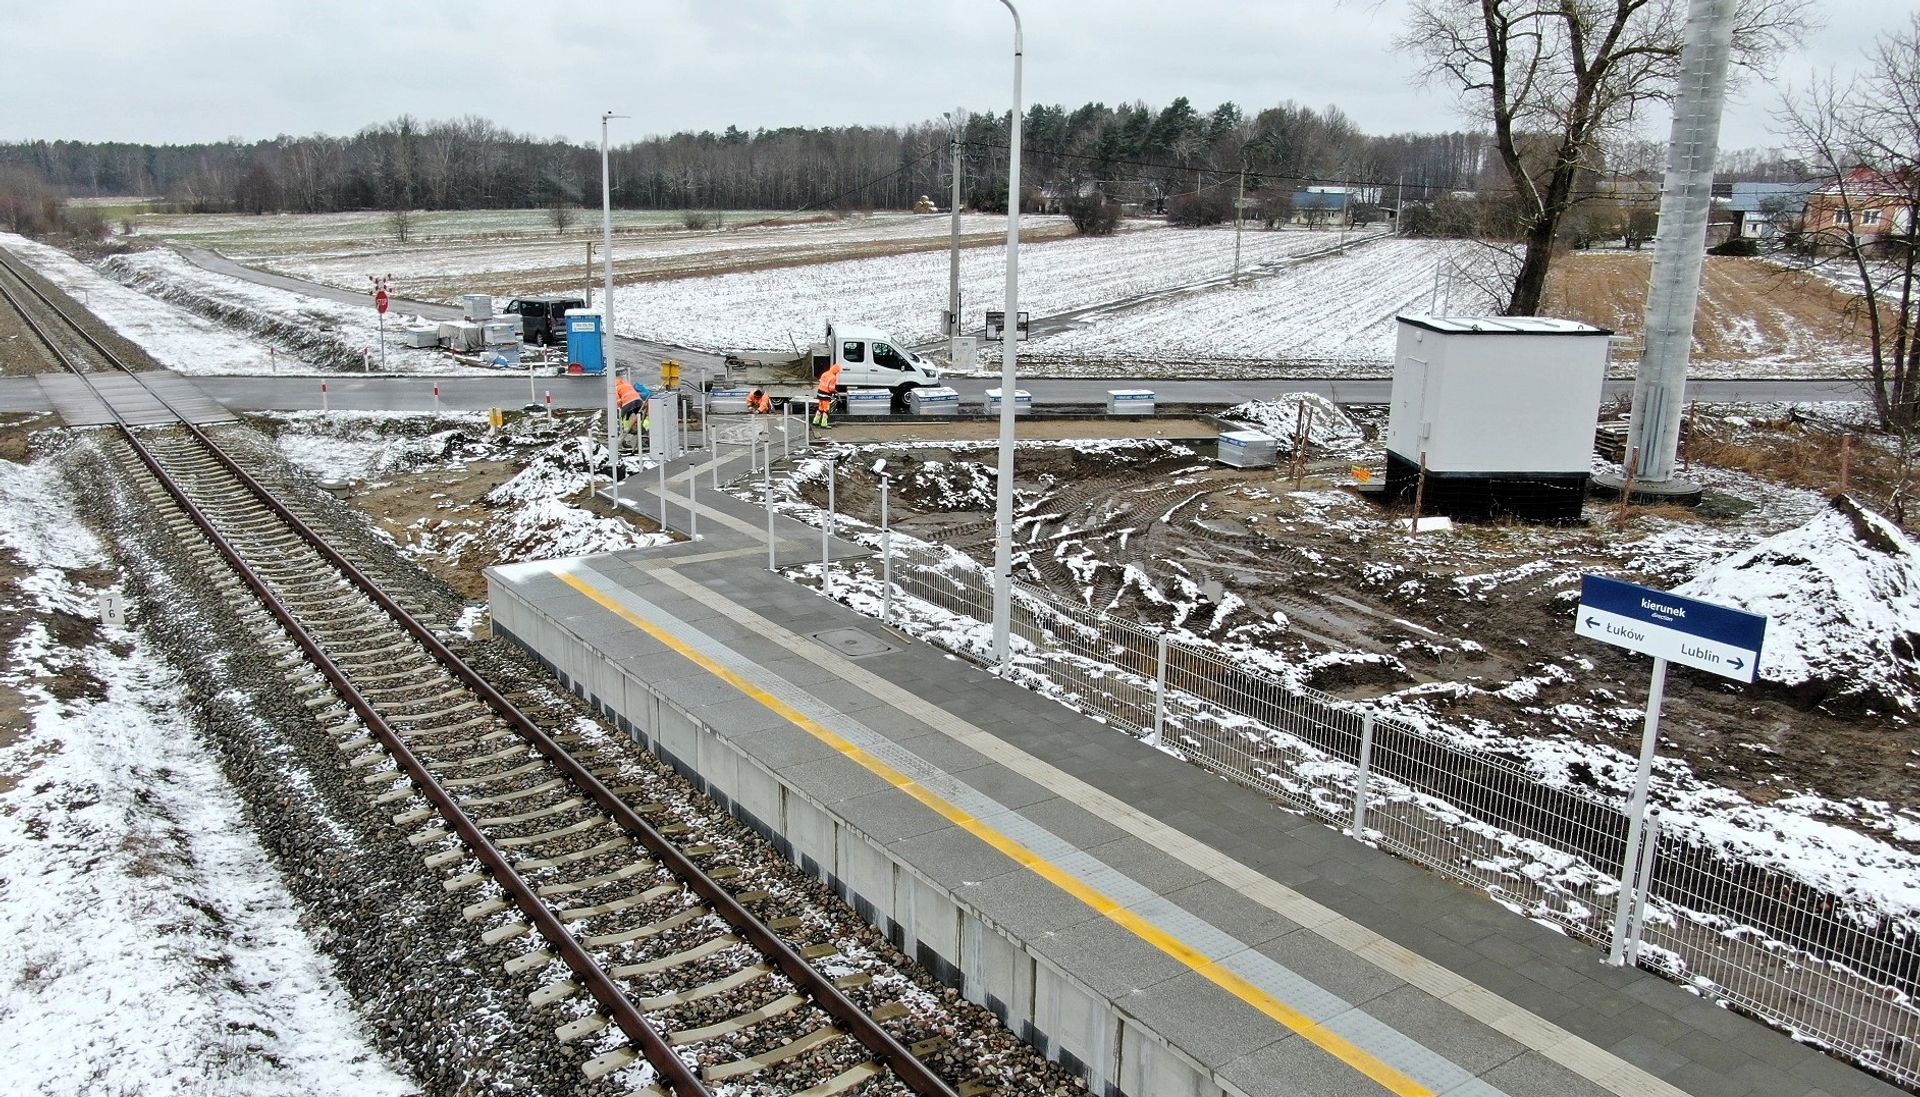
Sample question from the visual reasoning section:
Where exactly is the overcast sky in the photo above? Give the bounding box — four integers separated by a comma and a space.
3, 0, 1904, 153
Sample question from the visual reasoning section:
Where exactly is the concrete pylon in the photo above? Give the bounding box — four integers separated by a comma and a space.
1607, 0, 1735, 504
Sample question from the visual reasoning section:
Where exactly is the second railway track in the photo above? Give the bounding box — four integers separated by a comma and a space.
0, 248, 1019, 1096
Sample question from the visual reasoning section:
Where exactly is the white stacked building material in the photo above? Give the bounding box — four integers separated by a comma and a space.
1217, 430, 1279, 468
707, 387, 752, 414
442, 322, 486, 353
846, 390, 891, 417
1107, 389, 1155, 416
907, 386, 960, 416
482, 319, 520, 346
985, 388, 1032, 415
403, 325, 440, 348
459, 293, 493, 320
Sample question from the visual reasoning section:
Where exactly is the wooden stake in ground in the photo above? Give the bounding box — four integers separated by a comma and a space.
1681, 401, 1696, 471
1841, 435, 1852, 495
1290, 404, 1315, 490
1410, 450, 1429, 536
1617, 446, 1640, 529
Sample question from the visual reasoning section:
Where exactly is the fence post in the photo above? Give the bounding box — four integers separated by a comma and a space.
688, 456, 699, 541
658, 447, 669, 532
1351, 713, 1376, 839
1624, 811, 1661, 966
821, 457, 834, 597
881, 475, 893, 626
783, 405, 792, 460
765, 450, 776, 573
1150, 633, 1169, 747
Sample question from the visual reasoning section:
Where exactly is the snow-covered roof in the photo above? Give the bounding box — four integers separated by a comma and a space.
832, 323, 896, 343
1727, 181, 1816, 214
1397, 314, 1613, 337
1293, 191, 1349, 210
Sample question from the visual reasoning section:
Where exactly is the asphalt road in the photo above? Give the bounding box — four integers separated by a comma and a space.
0, 372, 1874, 417
30, 245, 1856, 414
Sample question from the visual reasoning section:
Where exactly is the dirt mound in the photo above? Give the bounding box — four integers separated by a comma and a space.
1222, 394, 1364, 452
1678, 494, 1920, 714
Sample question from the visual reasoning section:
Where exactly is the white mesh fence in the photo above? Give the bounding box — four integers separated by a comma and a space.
803, 529, 1920, 1087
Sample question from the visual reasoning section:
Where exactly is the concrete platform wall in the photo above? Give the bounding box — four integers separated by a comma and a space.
489, 583, 1234, 1097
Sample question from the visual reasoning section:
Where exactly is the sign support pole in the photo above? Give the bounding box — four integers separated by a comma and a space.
1609, 656, 1668, 965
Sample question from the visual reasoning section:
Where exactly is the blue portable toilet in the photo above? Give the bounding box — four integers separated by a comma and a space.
564, 309, 604, 375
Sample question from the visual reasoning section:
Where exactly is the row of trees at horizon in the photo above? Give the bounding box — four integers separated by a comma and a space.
0, 95, 1814, 227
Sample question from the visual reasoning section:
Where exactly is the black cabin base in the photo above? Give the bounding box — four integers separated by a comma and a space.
1383, 451, 1589, 522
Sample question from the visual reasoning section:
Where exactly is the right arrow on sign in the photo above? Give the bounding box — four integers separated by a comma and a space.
1575, 574, 1768, 684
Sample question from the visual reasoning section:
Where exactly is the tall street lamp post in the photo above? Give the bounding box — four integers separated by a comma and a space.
990, 0, 1023, 670
601, 111, 627, 513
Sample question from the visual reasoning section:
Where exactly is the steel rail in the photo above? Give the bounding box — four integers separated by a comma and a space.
0, 252, 709, 1095
0, 250, 957, 1096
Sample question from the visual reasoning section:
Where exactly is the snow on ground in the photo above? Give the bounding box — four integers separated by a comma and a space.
0, 232, 487, 377
265, 411, 672, 564
233, 212, 1057, 297
0, 457, 412, 1097
1021, 238, 1494, 373
1679, 494, 1920, 713
611, 224, 1376, 355
101, 248, 498, 376
1220, 394, 1366, 453
729, 437, 1920, 927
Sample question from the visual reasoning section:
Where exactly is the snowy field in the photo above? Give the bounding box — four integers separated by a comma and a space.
612, 224, 1381, 355
133, 207, 790, 254
0, 233, 498, 377
128, 209, 1080, 299
1021, 237, 1485, 373
0, 458, 411, 1096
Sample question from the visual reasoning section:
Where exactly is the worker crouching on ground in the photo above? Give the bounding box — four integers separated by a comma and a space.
616, 376, 651, 447
747, 387, 772, 414
814, 361, 840, 429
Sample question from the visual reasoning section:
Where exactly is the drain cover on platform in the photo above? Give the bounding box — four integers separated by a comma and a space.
810, 628, 898, 659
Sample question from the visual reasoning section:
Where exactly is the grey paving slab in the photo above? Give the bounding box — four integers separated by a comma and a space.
835, 788, 951, 843
1153, 879, 1305, 951
1251, 929, 1407, 1013
687, 697, 795, 738
1480, 1052, 1617, 1097
731, 723, 847, 769
889, 826, 1027, 892
776, 753, 895, 805
1025, 916, 1191, 999
1220, 1036, 1389, 1097
1355, 984, 1529, 1078
1122, 970, 1293, 1070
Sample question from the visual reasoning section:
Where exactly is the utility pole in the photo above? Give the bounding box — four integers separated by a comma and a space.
601, 111, 627, 515
991, 0, 1023, 670
1232, 160, 1247, 285
947, 107, 967, 365
1616, 0, 1732, 503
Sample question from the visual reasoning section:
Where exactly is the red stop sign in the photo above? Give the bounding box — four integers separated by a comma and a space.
375, 289, 389, 314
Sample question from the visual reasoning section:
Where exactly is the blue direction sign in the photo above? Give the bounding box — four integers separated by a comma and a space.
1575, 574, 1768, 683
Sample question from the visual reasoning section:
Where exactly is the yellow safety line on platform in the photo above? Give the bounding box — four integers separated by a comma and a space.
557, 570, 1433, 1097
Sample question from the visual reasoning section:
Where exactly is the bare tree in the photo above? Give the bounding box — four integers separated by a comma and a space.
1400, 0, 1813, 315
387, 206, 414, 243
1775, 15, 1920, 433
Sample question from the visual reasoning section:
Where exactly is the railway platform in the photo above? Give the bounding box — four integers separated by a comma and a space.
485, 447, 1903, 1097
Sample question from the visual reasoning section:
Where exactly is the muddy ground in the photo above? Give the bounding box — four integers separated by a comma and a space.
247, 403, 1920, 854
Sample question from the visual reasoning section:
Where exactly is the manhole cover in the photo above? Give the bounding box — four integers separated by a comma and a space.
810, 628, 898, 659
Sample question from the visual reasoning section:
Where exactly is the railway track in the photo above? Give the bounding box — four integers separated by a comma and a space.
0, 250, 977, 1096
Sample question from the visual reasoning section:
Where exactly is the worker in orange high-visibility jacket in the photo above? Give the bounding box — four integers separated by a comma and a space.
615, 377, 650, 440
813, 361, 841, 429
747, 388, 772, 414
